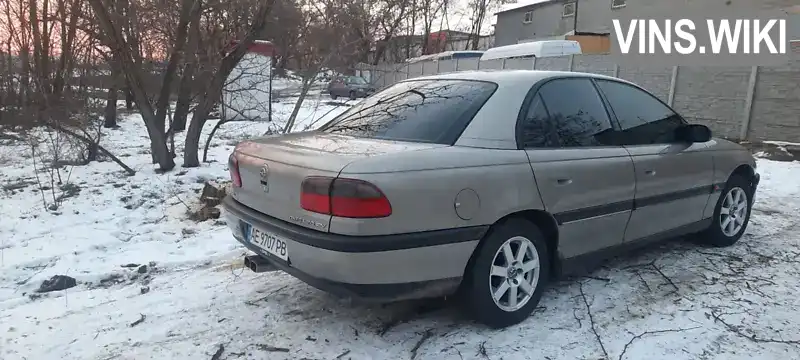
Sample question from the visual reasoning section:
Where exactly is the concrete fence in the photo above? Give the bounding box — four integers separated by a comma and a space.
358, 55, 800, 143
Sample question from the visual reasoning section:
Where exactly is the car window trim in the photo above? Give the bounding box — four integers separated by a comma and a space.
519, 93, 560, 149
443, 80, 500, 146
588, 78, 623, 131
592, 78, 690, 146
515, 75, 620, 150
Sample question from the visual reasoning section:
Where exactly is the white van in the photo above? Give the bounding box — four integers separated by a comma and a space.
406, 51, 485, 63
480, 40, 582, 61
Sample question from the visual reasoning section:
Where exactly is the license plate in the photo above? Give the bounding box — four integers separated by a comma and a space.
241, 221, 289, 261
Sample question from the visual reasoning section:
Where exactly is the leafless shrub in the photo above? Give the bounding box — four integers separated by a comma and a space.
3, 0, 497, 173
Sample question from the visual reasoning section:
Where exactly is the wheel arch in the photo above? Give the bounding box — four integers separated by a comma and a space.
462, 209, 561, 283
729, 163, 758, 193
728, 164, 756, 180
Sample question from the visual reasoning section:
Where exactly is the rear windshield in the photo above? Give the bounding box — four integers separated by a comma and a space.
318, 79, 497, 144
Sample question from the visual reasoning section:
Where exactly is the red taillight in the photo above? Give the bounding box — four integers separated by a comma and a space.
300, 177, 332, 214
229, 154, 242, 188
330, 178, 393, 218
300, 177, 392, 218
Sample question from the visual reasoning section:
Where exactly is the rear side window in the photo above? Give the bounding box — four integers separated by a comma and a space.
319, 80, 497, 144
521, 78, 614, 148
520, 94, 559, 148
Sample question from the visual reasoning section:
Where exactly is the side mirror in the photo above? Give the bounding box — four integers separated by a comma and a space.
676, 124, 711, 143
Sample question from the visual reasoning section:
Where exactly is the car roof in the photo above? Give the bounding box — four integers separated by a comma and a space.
405, 69, 635, 90
409, 70, 643, 150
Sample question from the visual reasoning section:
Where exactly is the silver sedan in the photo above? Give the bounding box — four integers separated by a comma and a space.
223, 70, 760, 328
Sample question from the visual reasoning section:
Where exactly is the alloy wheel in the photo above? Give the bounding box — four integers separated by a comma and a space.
720, 187, 749, 237
489, 236, 541, 312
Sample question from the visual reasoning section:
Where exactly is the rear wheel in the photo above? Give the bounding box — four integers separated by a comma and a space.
349, 91, 357, 100
698, 175, 753, 247
462, 218, 549, 328
330, 92, 338, 100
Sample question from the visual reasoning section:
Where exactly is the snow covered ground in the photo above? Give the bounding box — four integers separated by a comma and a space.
1, 95, 800, 360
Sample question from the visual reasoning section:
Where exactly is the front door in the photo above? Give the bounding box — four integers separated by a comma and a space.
623, 144, 714, 240
520, 78, 636, 259
593, 79, 714, 242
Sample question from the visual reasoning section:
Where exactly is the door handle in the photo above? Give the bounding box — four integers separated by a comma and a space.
645, 170, 657, 176
556, 178, 572, 185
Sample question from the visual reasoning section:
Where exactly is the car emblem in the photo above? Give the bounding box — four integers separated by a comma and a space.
259, 164, 270, 193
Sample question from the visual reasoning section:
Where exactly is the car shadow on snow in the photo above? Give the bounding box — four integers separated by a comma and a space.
246, 234, 736, 326
234, 213, 798, 359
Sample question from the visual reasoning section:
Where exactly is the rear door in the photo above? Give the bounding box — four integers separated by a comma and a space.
521, 77, 636, 259
593, 79, 714, 242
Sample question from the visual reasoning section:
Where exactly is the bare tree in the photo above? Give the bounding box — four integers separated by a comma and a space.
419, 0, 449, 53
104, 55, 120, 128
52, 0, 82, 96
87, 0, 176, 170
0, 0, 138, 186
182, 0, 275, 167
279, 0, 364, 133
371, 0, 412, 64
465, 0, 508, 50
262, 0, 304, 73
2, 0, 423, 177
152, 0, 200, 136
170, 10, 201, 133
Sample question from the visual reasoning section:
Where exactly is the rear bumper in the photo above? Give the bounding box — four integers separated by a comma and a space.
222, 196, 486, 302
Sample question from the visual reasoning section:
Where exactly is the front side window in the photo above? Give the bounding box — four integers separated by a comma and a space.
319, 80, 497, 145
595, 80, 685, 145
520, 78, 615, 148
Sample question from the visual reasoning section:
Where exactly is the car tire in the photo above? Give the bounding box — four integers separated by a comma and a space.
330, 93, 338, 100
462, 218, 550, 328
698, 175, 753, 247
349, 91, 357, 100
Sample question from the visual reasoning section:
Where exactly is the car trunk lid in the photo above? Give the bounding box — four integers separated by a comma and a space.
230, 131, 445, 232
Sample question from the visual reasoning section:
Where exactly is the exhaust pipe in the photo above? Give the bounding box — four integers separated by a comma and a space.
243, 255, 275, 273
